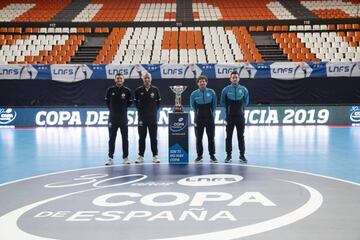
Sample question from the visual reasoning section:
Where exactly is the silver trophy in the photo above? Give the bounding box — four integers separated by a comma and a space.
169, 85, 187, 112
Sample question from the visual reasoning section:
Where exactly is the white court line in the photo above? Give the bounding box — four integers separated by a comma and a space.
0, 163, 359, 187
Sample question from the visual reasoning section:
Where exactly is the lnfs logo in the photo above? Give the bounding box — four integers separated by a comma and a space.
350, 106, 360, 122
161, 64, 202, 79
170, 117, 187, 132
0, 108, 17, 124
51, 65, 90, 82
271, 62, 311, 80
326, 63, 359, 77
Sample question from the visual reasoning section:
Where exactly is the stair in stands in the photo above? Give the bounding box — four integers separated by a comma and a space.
257, 45, 288, 61
51, 0, 91, 22
277, 0, 318, 20
176, 0, 193, 21
70, 36, 106, 63
252, 33, 289, 62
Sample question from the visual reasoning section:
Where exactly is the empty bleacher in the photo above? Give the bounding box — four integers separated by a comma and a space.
0, 0, 358, 22
0, 32, 84, 64
301, 0, 360, 19
1, 24, 360, 64
0, 0, 359, 64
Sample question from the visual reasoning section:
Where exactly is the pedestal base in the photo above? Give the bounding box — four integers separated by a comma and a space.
168, 112, 189, 164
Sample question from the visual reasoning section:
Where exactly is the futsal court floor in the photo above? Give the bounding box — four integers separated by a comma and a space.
0, 125, 359, 240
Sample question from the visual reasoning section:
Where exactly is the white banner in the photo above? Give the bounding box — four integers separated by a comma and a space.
270, 62, 312, 80
160, 64, 202, 79
215, 63, 256, 78
50, 64, 93, 82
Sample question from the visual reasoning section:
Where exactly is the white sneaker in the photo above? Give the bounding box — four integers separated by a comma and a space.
135, 155, 144, 164
153, 155, 160, 163
123, 157, 131, 164
105, 158, 113, 166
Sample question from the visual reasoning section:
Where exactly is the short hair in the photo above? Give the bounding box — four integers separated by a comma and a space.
196, 75, 208, 83
142, 72, 152, 79
230, 71, 239, 76
115, 73, 124, 78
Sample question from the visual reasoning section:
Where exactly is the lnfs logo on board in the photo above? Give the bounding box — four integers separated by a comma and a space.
270, 62, 312, 80
0, 165, 359, 240
0, 108, 17, 124
0, 65, 37, 80
106, 64, 148, 79
50, 64, 92, 82
326, 62, 360, 77
51, 64, 93, 82
170, 116, 187, 132
350, 106, 360, 123
215, 63, 256, 78
160, 64, 202, 79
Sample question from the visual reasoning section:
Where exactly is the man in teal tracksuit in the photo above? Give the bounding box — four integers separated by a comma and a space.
190, 75, 218, 163
221, 71, 249, 163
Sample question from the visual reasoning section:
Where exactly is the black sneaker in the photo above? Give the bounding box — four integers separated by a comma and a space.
225, 155, 232, 163
194, 156, 203, 163
210, 155, 218, 163
239, 155, 247, 163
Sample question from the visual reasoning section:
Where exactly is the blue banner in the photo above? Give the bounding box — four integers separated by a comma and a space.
0, 62, 359, 81
1, 106, 359, 127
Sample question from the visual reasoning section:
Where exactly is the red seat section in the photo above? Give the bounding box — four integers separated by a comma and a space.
0, 0, 72, 22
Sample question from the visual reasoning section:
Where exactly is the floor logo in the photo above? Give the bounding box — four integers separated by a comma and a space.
0, 164, 359, 240
178, 174, 243, 186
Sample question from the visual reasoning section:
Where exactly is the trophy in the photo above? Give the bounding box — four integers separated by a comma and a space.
169, 85, 187, 112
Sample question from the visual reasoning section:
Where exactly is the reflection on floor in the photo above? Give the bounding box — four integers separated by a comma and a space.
0, 126, 359, 183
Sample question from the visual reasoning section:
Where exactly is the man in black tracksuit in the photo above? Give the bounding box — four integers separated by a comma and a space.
134, 72, 161, 164
105, 73, 132, 165
221, 71, 249, 163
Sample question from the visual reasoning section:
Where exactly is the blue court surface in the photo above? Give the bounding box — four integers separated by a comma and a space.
0, 125, 360, 184
0, 125, 359, 240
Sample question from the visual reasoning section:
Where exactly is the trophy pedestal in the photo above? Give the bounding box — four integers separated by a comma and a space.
168, 112, 189, 164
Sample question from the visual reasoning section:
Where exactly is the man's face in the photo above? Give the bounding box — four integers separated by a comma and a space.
115, 75, 124, 87
142, 73, 152, 87
197, 78, 207, 89
230, 73, 240, 84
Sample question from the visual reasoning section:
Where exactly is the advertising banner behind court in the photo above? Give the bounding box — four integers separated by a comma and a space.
0, 62, 359, 81
1, 106, 359, 127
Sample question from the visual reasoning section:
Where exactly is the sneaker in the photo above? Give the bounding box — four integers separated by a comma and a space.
153, 155, 160, 163
135, 155, 144, 164
225, 155, 232, 163
123, 157, 131, 165
239, 155, 247, 163
210, 155, 218, 163
194, 156, 203, 163
105, 158, 113, 166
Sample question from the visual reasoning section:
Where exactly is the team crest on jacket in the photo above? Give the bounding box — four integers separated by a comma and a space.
150, 93, 155, 98
121, 93, 126, 99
